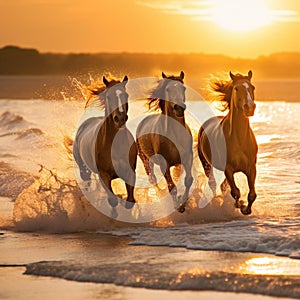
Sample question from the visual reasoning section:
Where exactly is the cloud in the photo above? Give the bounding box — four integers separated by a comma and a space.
137, 0, 300, 23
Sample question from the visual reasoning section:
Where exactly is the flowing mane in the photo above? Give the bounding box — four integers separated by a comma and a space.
72, 76, 122, 109
211, 73, 249, 111
147, 76, 184, 112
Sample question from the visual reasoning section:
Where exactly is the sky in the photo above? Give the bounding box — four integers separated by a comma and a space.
1, 0, 300, 58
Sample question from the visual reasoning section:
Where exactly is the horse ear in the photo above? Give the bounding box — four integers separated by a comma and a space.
122, 75, 128, 84
229, 71, 235, 81
103, 76, 109, 86
180, 71, 184, 80
248, 70, 253, 80
162, 72, 167, 79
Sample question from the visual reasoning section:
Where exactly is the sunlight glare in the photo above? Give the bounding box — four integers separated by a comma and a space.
212, 0, 272, 31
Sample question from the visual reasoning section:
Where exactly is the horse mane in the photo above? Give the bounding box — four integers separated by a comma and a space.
72, 75, 121, 109
211, 73, 249, 111
147, 76, 184, 112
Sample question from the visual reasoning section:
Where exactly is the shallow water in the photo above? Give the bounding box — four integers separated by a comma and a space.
0, 96, 299, 298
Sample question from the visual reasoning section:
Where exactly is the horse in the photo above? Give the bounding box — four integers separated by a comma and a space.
198, 70, 258, 215
73, 75, 137, 209
136, 71, 193, 213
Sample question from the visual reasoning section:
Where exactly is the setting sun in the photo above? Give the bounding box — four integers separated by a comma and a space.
212, 0, 271, 31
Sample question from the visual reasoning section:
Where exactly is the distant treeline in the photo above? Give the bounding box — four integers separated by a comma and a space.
1, 45, 300, 78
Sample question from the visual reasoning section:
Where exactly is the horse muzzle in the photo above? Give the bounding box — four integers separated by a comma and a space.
113, 114, 128, 128
174, 104, 186, 118
244, 103, 256, 117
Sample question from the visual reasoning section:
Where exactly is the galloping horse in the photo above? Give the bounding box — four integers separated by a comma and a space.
198, 71, 258, 215
136, 71, 193, 213
73, 75, 137, 208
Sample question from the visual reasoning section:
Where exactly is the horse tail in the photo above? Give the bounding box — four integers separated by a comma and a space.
63, 135, 74, 160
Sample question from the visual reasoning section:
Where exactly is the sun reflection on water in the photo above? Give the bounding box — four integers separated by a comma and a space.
239, 256, 300, 276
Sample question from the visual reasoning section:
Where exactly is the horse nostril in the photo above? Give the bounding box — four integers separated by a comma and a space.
174, 104, 186, 111
114, 116, 119, 123
125, 115, 128, 122
243, 104, 249, 110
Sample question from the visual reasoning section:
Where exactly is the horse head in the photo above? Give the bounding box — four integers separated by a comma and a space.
162, 71, 186, 118
230, 70, 256, 117
103, 75, 129, 129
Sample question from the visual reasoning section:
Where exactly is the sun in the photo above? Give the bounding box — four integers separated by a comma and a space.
211, 0, 272, 31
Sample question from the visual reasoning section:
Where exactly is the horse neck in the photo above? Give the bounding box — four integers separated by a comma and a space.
227, 107, 250, 141
99, 112, 118, 143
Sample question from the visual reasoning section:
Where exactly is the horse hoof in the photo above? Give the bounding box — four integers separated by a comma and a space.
111, 208, 118, 219
125, 201, 135, 209
108, 198, 118, 207
235, 200, 242, 208
177, 205, 185, 213
241, 206, 251, 215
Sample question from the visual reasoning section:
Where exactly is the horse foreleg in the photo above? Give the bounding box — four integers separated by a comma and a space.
137, 142, 157, 185
180, 155, 194, 212
242, 166, 257, 215
99, 171, 118, 207
198, 148, 216, 195
124, 169, 136, 209
162, 165, 182, 212
225, 167, 241, 207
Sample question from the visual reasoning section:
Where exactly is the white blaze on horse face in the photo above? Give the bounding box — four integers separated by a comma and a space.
242, 82, 253, 106
171, 82, 185, 104
115, 89, 124, 112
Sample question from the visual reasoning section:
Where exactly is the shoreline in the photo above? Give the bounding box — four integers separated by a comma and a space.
1, 267, 295, 300
0, 229, 299, 299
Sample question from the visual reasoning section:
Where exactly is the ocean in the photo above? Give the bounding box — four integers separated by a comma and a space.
0, 77, 299, 299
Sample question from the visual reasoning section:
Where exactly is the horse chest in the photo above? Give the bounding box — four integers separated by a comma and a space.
228, 145, 256, 172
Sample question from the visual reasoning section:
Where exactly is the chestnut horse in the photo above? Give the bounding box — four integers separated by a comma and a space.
136, 71, 193, 213
73, 75, 137, 209
198, 71, 258, 215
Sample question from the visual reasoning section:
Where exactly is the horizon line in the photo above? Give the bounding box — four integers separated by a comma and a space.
1, 44, 300, 61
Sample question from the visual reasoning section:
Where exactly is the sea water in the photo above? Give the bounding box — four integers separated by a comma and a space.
0, 84, 299, 297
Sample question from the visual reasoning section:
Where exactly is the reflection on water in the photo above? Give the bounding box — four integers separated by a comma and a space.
239, 256, 300, 276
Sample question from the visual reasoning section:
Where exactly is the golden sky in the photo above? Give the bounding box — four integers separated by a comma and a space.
1, 0, 300, 58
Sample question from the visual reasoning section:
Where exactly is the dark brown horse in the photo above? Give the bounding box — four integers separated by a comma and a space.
198, 71, 258, 215
136, 71, 193, 213
73, 75, 137, 209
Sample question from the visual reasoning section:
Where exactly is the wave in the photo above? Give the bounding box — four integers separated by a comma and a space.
106, 218, 300, 259
0, 161, 34, 201
0, 128, 44, 139
25, 260, 300, 298
0, 111, 29, 129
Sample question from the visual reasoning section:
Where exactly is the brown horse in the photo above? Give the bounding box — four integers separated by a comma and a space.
198, 71, 258, 215
73, 75, 137, 209
136, 71, 193, 213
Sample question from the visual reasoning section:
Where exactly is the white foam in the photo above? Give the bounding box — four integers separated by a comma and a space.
108, 218, 300, 259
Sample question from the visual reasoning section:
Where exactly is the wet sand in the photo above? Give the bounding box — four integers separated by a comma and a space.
0, 230, 298, 300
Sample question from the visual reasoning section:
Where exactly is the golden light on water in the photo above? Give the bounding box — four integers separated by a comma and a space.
239, 256, 300, 276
